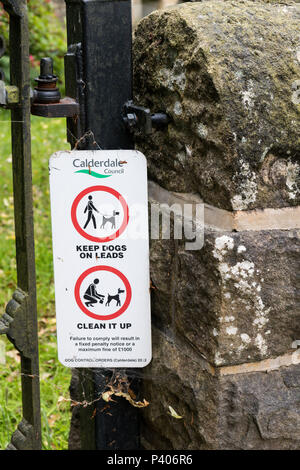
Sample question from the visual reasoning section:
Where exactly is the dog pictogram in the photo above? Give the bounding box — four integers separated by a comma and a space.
105, 288, 125, 307
100, 210, 120, 230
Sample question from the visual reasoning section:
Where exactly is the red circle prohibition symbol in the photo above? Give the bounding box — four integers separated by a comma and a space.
71, 185, 129, 243
74, 265, 132, 321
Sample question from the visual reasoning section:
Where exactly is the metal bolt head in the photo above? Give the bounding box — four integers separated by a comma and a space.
125, 113, 137, 128
40, 57, 54, 79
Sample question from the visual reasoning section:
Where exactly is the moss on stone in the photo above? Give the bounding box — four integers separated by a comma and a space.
133, 1, 300, 210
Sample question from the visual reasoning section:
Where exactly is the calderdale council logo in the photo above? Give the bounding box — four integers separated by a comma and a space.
73, 157, 126, 177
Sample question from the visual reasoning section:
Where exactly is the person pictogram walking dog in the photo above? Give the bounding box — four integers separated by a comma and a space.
83, 195, 99, 229
105, 288, 125, 307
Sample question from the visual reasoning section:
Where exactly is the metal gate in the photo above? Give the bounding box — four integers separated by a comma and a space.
0, 0, 41, 450
0, 0, 144, 450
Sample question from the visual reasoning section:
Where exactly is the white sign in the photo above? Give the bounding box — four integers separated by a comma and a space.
49, 150, 152, 368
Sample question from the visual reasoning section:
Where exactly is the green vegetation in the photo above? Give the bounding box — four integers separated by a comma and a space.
0, 0, 66, 88
0, 110, 71, 450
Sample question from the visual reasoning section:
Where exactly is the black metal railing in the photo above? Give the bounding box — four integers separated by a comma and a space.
0, 0, 41, 451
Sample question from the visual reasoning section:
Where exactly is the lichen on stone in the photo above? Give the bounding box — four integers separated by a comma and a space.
133, 0, 300, 210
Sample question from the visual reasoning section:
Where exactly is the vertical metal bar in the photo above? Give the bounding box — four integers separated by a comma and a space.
2, 0, 42, 449
65, 0, 133, 150
65, 0, 140, 450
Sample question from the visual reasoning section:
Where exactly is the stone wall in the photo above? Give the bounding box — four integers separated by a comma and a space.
133, 0, 300, 449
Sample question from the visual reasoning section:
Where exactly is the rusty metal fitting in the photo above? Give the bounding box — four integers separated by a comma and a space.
31, 57, 79, 118
34, 57, 61, 104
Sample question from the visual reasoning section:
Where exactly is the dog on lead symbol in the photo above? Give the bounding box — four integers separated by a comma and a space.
100, 210, 119, 230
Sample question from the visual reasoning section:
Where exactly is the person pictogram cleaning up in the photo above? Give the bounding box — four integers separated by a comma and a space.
83, 278, 104, 307
83, 195, 99, 229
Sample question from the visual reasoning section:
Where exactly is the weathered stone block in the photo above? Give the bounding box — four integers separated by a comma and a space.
135, 0, 300, 452
218, 364, 300, 449
141, 328, 300, 450
133, 1, 300, 210
141, 327, 217, 450
174, 229, 300, 366
149, 237, 176, 331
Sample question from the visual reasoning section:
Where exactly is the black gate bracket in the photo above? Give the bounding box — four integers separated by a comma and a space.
6, 418, 36, 450
31, 57, 79, 118
0, 288, 34, 358
122, 100, 170, 135
31, 96, 79, 118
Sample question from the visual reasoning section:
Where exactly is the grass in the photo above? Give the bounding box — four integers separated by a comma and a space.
0, 109, 72, 450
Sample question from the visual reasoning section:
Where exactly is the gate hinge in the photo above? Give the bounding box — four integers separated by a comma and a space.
0, 288, 33, 358
6, 419, 36, 450
31, 57, 79, 118
122, 100, 170, 135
